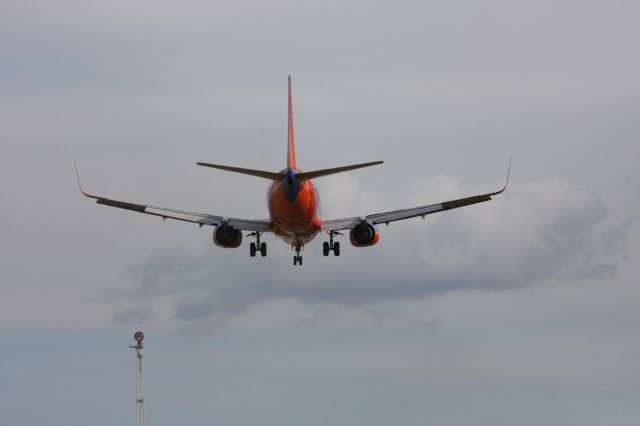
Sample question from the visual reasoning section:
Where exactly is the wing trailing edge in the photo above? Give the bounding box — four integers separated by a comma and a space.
321, 159, 512, 232
75, 162, 270, 231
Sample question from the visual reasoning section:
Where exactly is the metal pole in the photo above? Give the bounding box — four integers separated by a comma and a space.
130, 331, 146, 426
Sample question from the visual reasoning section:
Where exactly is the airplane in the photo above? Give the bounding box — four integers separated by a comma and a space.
76, 76, 510, 265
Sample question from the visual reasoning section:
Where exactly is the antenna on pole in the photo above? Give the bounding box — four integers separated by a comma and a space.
129, 331, 146, 426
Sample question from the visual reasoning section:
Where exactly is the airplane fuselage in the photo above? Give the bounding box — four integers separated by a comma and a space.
268, 168, 321, 246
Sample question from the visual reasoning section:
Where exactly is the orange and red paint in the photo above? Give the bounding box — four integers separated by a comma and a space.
268, 168, 321, 246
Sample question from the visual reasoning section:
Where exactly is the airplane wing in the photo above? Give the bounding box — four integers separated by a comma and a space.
321, 160, 511, 232
74, 163, 270, 232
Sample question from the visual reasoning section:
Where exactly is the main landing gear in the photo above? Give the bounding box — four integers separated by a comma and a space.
323, 231, 342, 256
293, 244, 303, 265
248, 232, 267, 258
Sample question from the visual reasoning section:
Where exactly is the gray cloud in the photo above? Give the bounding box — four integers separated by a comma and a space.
285, 304, 443, 338
106, 177, 635, 334
111, 305, 156, 326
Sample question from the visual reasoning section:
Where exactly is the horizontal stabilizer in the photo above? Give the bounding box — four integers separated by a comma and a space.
196, 162, 284, 180
296, 161, 383, 180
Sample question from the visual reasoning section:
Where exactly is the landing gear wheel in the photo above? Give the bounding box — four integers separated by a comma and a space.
249, 232, 266, 258
323, 242, 330, 256
326, 230, 343, 257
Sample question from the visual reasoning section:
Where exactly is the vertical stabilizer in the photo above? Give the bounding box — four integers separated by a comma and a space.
287, 75, 297, 169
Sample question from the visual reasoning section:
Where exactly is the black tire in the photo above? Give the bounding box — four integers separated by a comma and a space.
299, 256, 303, 265
293, 256, 297, 265
260, 242, 267, 257
323, 241, 330, 256
333, 241, 341, 256
250, 242, 256, 257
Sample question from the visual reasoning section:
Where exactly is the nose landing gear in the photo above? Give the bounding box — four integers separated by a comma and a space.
293, 244, 303, 265
323, 231, 342, 256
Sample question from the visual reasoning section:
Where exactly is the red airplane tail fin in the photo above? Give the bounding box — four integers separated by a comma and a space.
287, 75, 297, 170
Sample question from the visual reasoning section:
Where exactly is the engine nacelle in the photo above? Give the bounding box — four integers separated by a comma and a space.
213, 225, 243, 248
350, 222, 380, 247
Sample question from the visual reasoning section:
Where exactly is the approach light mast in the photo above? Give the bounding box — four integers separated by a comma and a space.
129, 331, 146, 426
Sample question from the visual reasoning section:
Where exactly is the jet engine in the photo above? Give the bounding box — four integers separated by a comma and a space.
213, 225, 242, 248
349, 222, 380, 247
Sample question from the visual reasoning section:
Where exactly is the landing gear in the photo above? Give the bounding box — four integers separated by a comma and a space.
293, 244, 303, 265
248, 232, 267, 258
323, 231, 342, 256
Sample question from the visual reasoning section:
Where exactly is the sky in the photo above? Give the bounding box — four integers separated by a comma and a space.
1, 0, 639, 424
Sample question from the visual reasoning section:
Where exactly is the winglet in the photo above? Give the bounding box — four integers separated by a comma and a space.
490, 158, 512, 196
74, 161, 97, 199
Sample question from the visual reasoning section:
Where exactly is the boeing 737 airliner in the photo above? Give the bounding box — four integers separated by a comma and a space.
76, 76, 510, 265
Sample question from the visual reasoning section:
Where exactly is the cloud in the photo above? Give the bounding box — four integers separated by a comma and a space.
285, 303, 443, 338
106, 176, 635, 334
111, 305, 156, 325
